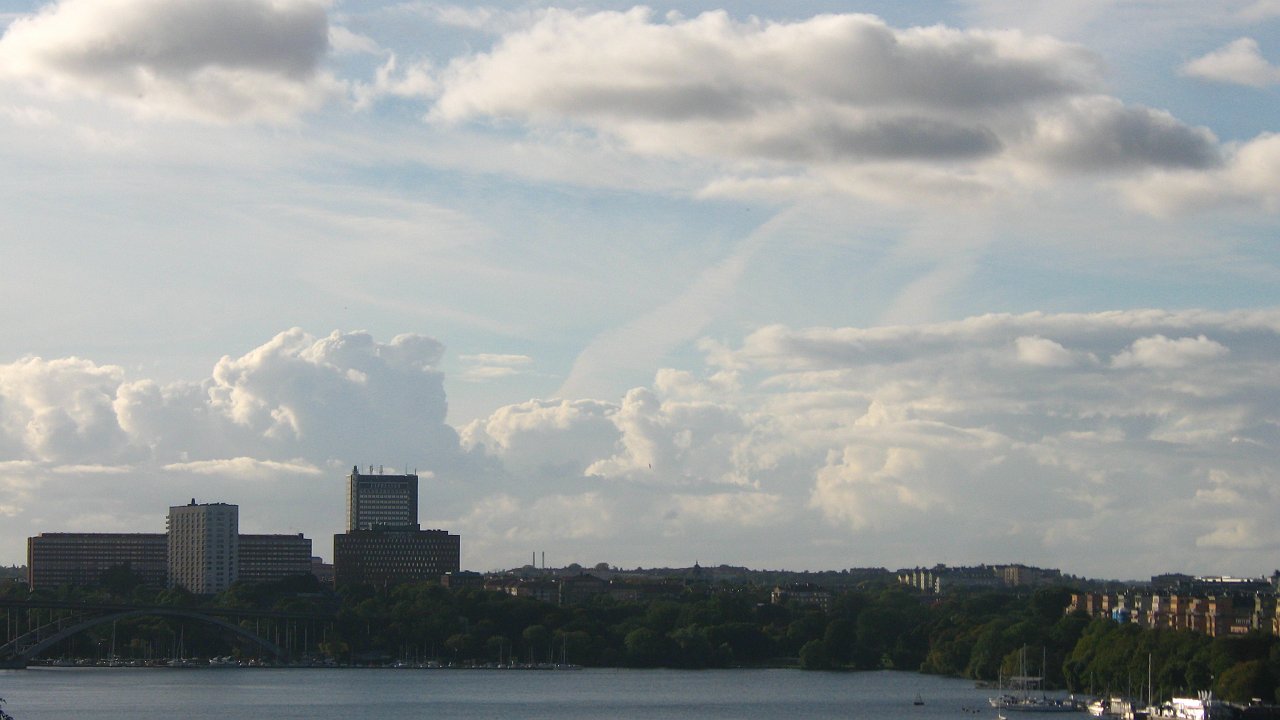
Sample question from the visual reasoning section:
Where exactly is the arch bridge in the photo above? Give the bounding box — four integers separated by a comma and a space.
0, 600, 332, 669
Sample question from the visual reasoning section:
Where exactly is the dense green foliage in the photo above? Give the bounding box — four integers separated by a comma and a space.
5, 574, 1280, 704
1063, 618, 1280, 703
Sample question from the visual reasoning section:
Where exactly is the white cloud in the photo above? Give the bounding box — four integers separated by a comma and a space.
50, 464, 132, 475
328, 25, 381, 56
460, 353, 533, 365
1124, 133, 1280, 214
1021, 95, 1220, 172
427, 7, 1235, 211
0, 0, 336, 122
666, 492, 788, 529
2, 328, 458, 470
1014, 335, 1084, 367
5, 311, 1280, 576
352, 53, 437, 109
1196, 518, 1280, 550
811, 446, 938, 531
420, 4, 503, 32
457, 353, 534, 382
452, 491, 618, 564
163, 457, 322, 478
0, 356, 134, 463
460, 398, 620, 477
583, 387, 748, 486
1111, 334, 1229, 369
1182, 37, 1280, 87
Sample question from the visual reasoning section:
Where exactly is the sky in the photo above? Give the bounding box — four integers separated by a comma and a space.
1, 0, 1279, 580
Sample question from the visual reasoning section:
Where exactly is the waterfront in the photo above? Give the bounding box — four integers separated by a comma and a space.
0, 668, 1004, 719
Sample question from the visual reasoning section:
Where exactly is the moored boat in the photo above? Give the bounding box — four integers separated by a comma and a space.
1145, 692, 1231, 720
989, 646, 1081, 713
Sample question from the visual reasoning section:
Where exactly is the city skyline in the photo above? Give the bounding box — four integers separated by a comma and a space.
2, 1, 1280, 579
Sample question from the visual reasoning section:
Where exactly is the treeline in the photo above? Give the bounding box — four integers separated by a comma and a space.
327, 582, 944, 669
5, 574, 1280, 704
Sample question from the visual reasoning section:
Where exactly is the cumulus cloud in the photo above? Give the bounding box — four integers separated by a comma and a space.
666, 492, 787, 529
460, 398, 620, 476
463, 308, 1280, 574
1, 327, 457, 469
1123, 132, 1280, 214
1014, 335, 1085, 367
434, 10, 1088, 159
1111, 334, 1230, 369
1182, 37, 1280, 87
1023, 96, 1220, 172
6, 312, 1280, 576
0, 0, 335, 122
583, 387, 748, 486
0, 356, 134, 463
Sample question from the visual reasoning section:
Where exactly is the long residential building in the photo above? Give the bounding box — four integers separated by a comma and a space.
898, 563, 1062, 594
238, 533, 313, 585
26, 533, 168, 589
27, 510, 315, 592
1068, 590, 1279, 637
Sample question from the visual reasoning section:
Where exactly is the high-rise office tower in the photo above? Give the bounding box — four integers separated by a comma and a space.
167, 500, 239, 594
346, 466, 418, 531
335, 465, 460, 587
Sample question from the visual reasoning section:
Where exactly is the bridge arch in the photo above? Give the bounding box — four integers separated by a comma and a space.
16, 608, 288, 665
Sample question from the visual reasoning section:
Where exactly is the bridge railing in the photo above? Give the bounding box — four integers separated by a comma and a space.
2, 601, 334, 668
1, 610, 88, 658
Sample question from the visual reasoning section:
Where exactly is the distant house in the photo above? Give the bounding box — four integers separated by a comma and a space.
558, 574, 609, 605
771, 582, 832, 610
608, 579, 685, 603
442, 570, 483, 589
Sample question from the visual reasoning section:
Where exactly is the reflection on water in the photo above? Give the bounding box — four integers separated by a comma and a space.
0, 667, 1008, 720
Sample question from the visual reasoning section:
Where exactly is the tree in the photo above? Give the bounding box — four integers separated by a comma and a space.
624, 627, 672, 667
799, 639, 834, 670
824, 618, 856, 665
1216, 660, 1275, 704
522, 625, 550, 664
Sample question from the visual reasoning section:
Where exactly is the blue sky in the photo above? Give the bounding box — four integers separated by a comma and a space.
1, 0, 1279, 579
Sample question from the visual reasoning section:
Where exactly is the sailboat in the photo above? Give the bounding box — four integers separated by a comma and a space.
989, 646, 1079, 713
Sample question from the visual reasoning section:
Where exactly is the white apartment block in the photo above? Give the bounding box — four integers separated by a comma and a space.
167, 500, 239, 594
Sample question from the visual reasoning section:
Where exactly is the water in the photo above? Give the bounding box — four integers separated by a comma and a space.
0, 667, 1003, 719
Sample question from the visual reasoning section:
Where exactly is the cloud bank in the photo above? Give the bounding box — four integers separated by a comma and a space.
426, 8, 1239, 209
5, 312, 1280, 578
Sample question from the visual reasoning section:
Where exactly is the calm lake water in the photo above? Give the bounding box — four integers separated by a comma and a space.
0, 667, 1007, 720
